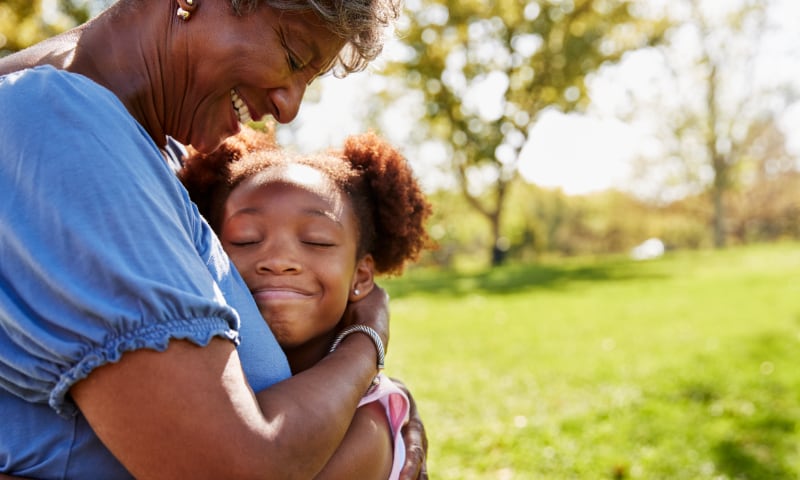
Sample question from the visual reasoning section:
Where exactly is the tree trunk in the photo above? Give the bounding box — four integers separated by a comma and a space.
710, 151, 728, 249
712, 184, 726, 248
489, 211, 506, 267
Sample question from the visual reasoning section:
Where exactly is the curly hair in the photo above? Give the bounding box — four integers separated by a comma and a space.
180, 126, 433, 276
229, 0, 403, 76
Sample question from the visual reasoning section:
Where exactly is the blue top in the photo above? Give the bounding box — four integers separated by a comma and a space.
0, 66, 292, 478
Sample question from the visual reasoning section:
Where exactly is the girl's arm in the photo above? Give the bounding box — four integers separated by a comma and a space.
314, 402, 393, 480
314, 383, 429, 480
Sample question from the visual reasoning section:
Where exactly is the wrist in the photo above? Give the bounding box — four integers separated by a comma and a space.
329, 325, 385, 371
325, 333, 381, 394
346, 315, 388, 351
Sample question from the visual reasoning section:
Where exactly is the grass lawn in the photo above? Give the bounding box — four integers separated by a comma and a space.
381, 242, 800, 479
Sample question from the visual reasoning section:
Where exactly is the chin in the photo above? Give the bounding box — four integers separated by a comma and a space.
266, 323, 297, 349
192, 137, 223, 155
275, 336, 303, 351
193, 125, 241, 154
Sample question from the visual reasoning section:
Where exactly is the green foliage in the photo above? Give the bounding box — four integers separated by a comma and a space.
0, 0, 46, 54
727, 171, 800, 244
421, 188, 491, 268
0, 0, 92, 55
383, 242, 800, 479
424, 170, 800, 264
622, 0, 798, 249
382, 0, 667, 264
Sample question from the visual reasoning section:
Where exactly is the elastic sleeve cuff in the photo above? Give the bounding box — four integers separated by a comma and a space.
50, 317, 238, 417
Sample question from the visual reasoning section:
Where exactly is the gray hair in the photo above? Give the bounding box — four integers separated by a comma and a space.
230, 0, 402, 76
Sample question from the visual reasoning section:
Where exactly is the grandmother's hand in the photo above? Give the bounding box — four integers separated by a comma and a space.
342, 284, 390, 351
392, 378, 429, 480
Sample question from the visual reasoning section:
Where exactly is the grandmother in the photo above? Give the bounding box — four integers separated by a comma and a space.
0, 0, 427, 478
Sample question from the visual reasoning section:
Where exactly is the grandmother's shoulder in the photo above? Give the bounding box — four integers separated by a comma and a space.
1, 65, 107, 98
2, 64, 64, 82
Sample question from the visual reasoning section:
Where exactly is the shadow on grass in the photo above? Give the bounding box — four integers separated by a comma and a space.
678, 332, 800, 479
383, 258, 669, 299
711, 333, 800, 479
713, 416, 796, 480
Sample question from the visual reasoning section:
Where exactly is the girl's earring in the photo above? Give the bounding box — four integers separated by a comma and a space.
354, 289, 361, 296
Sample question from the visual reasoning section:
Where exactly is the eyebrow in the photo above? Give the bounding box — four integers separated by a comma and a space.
290, 23, 339, 77
300, 207, 344, 228
283, 21, 320, 65
229, 206, 343, 226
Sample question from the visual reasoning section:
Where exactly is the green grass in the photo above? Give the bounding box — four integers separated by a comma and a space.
381, 242, 800, 479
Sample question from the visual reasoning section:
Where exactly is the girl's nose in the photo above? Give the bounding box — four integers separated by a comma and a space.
254, 234, 303, 274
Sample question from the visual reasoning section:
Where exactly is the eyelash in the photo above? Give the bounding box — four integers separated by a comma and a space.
229, 241, 258, 248
287, 51, 303, 72
280, 33, 304, 72
228, 239, 334, 249
303, 240, 335, 248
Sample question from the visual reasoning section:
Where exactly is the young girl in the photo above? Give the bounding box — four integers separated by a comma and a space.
180, 126, 433, 479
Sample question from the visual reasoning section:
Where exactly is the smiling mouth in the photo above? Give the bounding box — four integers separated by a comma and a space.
253, 288, 313, 302
231, 89, 253, 124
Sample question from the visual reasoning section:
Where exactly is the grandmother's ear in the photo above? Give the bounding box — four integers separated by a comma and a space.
176, 0, 197, 20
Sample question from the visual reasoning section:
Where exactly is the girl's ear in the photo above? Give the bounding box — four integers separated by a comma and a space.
349, 254, 375, 302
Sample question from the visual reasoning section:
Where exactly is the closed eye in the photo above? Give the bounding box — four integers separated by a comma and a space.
227, 240, 260, 247
287, 51, 303, 72
279, 30, 305, 72
303, 240, 336, 248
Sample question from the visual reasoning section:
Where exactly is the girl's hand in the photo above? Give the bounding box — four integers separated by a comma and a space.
342, 284, 390, 351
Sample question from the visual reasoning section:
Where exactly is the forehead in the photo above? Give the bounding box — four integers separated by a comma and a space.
251, 163, 331, 192
229, 163, 346, 213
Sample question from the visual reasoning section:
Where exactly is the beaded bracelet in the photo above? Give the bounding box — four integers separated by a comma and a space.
329, 324, 385, 370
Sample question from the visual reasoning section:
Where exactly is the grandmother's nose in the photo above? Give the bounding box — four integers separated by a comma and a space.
269, 80, 307, 124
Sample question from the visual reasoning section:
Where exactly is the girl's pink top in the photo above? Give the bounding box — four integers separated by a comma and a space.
358, 373, 410, 480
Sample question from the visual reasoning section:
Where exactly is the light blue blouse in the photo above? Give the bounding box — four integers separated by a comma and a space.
0, 66, 291, 478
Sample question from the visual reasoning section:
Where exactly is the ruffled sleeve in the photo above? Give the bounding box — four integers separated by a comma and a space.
0, 66, 242, 416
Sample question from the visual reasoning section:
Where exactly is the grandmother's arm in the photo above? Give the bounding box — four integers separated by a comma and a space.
312, 308, 429, 479
71, 290, 388, 480
396, 379, 430, 480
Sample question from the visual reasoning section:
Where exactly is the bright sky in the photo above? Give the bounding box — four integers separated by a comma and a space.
281, 0, 800, 197
285, 63, 652, 196
518, 111, 641, 195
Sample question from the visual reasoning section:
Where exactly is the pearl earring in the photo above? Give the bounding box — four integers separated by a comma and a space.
354, 289, 360, 296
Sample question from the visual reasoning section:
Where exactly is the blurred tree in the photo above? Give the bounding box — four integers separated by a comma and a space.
615, 0, 799, 248
381, 0, 666, 266
0, 0, 98, 56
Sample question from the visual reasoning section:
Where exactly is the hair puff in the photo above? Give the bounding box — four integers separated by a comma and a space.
340, 132, 433, 275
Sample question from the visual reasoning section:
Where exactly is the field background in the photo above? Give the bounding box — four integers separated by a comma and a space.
382, 242, 800, 479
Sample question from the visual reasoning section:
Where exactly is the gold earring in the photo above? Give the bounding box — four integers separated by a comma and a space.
176, 0, 196, 21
